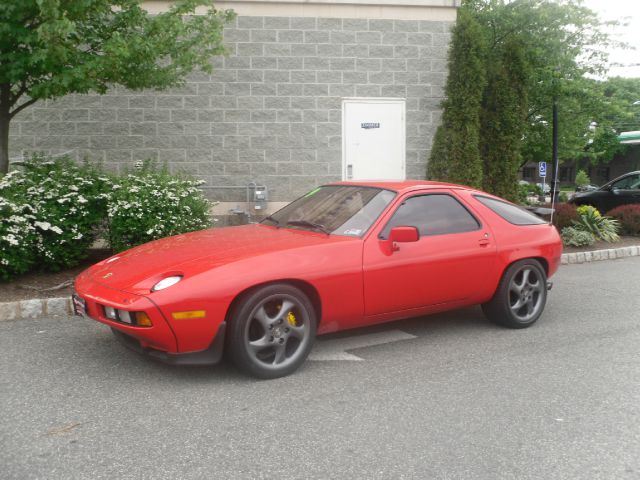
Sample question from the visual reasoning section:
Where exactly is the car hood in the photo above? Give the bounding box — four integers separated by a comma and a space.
87, 224, 351, 293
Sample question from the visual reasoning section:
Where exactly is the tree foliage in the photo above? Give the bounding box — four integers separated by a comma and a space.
429, 0, 636, 200
428, 8, 486, 189
480, 36, 529, 200
0, 0, 235, 174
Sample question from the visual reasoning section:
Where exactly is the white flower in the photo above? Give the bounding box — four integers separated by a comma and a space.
50, 226, 63, 234
34, 221, 52, 231
146, 228, 154, 235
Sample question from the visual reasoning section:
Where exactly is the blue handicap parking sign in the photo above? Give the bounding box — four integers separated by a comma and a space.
538, 162, 547, 178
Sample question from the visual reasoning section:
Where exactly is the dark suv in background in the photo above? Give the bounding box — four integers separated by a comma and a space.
569, 171, 640, 213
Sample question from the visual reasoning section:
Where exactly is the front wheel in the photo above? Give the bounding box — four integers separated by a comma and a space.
482, 259, 547, 329
227, 284, 316, 379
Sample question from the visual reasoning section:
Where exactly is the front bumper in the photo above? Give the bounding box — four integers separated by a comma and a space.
111, 323, 226, 366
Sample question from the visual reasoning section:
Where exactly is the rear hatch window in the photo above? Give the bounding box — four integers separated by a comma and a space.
474, 195, 547, 225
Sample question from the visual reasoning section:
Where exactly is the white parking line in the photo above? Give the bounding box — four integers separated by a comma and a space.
308, 329, 417, 361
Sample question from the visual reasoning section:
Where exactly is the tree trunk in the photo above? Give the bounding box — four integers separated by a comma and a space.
0, 112, 9, 175
0, 83, 11, 175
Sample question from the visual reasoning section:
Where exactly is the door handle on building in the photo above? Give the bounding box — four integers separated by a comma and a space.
346, 164, 353, 180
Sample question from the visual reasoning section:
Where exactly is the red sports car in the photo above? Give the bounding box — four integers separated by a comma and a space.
74, 181, 562, 378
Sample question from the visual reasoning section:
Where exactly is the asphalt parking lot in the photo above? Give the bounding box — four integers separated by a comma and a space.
1, 257, 639, 480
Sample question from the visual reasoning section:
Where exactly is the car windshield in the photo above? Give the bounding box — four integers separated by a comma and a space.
262, 185, 396, 237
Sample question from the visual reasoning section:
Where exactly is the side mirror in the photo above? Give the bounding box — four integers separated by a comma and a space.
389, 226, 419, 243
380, 226, 419, 255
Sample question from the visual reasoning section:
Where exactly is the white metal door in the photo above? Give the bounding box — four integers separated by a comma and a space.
342, 98, 406, 181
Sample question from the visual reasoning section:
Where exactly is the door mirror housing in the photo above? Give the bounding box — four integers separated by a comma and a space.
389, 226, 420, 243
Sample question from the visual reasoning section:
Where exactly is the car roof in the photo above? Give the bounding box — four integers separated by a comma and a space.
327, 180, 474, 193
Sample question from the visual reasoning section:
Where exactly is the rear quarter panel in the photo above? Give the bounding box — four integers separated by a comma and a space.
468, 196, 563, 287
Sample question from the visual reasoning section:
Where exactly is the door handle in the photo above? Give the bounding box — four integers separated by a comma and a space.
479, 239, 490, 246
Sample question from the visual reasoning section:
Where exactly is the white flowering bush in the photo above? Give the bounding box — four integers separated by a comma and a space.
0, 196, 38, 280
0, 156, 109, 277
106, 168, 211, 252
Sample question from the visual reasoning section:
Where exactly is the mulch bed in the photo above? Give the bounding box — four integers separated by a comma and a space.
2, 237, 639, 304
0, 249, 112, 303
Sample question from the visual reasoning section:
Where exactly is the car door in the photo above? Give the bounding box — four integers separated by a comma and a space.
362, 190, 497, 317
606, 173, 640, 211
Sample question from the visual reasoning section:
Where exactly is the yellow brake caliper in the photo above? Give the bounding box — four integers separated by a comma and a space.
287, 311, 297, 326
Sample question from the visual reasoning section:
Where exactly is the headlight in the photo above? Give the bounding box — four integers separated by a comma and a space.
152, 275, 183, 292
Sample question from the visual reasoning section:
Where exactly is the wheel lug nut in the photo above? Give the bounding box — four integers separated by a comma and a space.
269, 336, 274, 342
285, 327, 289, 332
279, 338, 284, 344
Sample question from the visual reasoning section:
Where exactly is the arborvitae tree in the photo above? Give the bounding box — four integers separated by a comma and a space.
427, 7, 486, 188
481, 37, 529, 201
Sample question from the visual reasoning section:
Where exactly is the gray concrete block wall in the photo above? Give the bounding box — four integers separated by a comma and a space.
10, 16, 452, 202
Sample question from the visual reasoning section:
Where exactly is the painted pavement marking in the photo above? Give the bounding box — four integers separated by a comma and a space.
308, 329, 417, 361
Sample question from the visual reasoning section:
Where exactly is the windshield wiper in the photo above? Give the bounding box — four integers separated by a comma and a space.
286, 220, 330, 235
262, 215, 280, 227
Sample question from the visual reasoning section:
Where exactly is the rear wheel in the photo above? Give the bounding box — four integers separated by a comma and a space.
227, 284, 316, 379
482, 259, 547, 329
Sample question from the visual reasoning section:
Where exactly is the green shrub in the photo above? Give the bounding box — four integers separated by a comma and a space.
0, 195, 38, 281
575, 169, 590, 188
572, 205, 620, 242
552, 203, 578, 230
0, 156, 109, 275
607, 204, 640, 235
106, 168, 212, 252
561, 226, 595, 247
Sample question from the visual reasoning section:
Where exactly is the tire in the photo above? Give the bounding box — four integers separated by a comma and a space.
482, 259, 547, 329
227, 284, 316, 379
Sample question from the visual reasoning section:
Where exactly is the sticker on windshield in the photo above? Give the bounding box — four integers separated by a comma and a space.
304, 187, 321, 198
343, 228, 363, 236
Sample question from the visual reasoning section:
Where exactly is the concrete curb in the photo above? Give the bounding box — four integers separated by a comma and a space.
1, 244, 639, 322
560, 245, 640, 265
0, 296, 73, 322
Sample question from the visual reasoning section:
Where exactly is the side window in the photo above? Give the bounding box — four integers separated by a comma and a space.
380, 194, 480, 239
613, 174, 640, 190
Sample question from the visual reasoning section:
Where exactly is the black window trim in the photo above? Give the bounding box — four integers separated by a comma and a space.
378, 191, 483, 240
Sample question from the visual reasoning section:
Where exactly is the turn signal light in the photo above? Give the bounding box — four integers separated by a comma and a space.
171, 310, 206, 320
135, 312, 153, 327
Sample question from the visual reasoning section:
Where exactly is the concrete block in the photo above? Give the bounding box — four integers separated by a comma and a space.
567, 253, 577, 264
343, 19, 368, 31
144, 108, 171, 122
251, 29, 277, 43
291, 70, 317, 83
238, 16, 263, 29
278, 30, 304, 43
291, 18, 316, 30
356, 85, 382, 97
305, 31, 330, 44
302, 84, 329, 97
560, 255, 569, 265
356, 32, 382, 45
278, 57, 304, 70
318, 18, 342, 31
46, 297, 71, 316
224, 83, 251, 96
331, 31, 356, 45
304, 57, 330, 71
584, 251, 593, 262
225, 56, 251, 70
318, 44, 343, 57
0, 302, 19, 322
264, 17, 291, 29
356, 58, 382, 72
382, 32, 408, 45
20, 300, 43, 319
